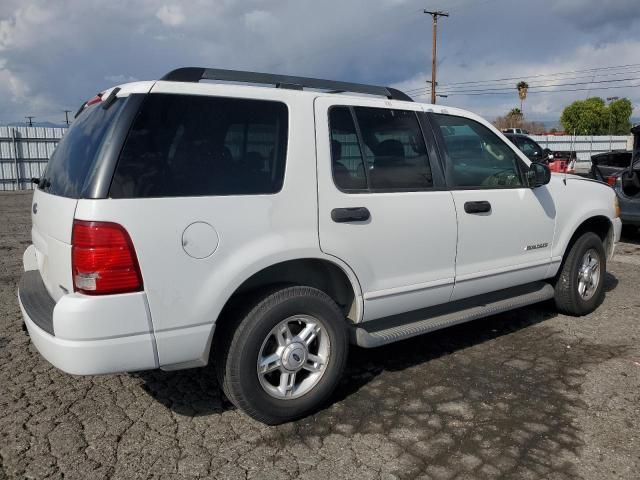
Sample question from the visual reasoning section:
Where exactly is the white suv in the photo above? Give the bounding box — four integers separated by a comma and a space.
19, 68, 621, 424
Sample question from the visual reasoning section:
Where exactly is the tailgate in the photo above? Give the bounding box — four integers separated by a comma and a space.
30, 189, 76, 301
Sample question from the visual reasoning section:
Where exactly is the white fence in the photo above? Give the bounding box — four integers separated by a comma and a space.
0, 127, 634, 191
0, 126, 67, 191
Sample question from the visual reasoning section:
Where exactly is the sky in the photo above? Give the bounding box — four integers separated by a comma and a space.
1, 0, 640, 125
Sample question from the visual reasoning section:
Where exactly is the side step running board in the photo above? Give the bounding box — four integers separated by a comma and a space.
351, 282, 555, 348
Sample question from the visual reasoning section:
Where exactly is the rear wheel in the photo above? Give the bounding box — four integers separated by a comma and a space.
215, 286, 348, 424
554, 232, 606, 316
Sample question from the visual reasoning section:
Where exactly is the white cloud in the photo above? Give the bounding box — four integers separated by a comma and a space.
244, 9, 276, 34
105, 74, 139, 84
0, 0, 638, 124
0, 4, 54, 51
156, 5, 185, 27
393, 39, 640, 120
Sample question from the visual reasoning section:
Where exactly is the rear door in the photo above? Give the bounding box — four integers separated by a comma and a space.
429, 112, 556, 300
31, 97, 129, 300
315, 97, 457, 321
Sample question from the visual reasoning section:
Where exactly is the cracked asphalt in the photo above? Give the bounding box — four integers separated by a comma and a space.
1, 190, 639, 480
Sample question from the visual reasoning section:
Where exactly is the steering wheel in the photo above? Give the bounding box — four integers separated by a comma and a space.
481, 168, 520, 187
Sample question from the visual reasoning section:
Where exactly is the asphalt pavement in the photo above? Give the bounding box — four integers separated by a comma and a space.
1, 191, 639, 479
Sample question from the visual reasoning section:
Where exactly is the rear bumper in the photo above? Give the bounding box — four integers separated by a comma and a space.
18, 269, 159, 375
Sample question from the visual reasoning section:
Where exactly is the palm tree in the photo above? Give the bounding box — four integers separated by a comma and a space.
507, 107, 523, 128
517, 81, 529, 114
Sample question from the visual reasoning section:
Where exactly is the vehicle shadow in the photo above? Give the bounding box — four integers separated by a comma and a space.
135, 303, 559, 418
620, 226, 640, 245
604, 271, 618, 292
135, 274, 623, 477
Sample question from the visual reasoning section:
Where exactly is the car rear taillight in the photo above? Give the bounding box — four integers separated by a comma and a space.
606, 176, 617, 186
72, 220, 143, 295
85, 94, 103, 107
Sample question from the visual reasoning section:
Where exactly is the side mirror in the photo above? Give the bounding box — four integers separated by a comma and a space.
527, 162, 551, 188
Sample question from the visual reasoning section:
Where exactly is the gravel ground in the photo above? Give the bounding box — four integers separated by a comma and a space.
1, 191, 639, 480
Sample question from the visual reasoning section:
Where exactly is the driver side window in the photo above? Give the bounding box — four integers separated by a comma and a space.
432, 114, 524, 189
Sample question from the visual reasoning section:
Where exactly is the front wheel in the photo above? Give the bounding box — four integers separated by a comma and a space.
215, 286, 348, 424
554, 232, 606, 316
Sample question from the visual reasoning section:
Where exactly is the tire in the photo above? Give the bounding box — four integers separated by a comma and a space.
554, 231, 606, 316
215, 286, 348, 424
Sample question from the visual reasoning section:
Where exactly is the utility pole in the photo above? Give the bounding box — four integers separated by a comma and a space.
424, 9, 448, 104
25, 116, 35, 127
63, 110, 71, 126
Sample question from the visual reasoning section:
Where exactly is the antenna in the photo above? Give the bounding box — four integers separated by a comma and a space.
565, 129, 576, 185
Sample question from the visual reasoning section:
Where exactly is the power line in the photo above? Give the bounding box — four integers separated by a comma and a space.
431, 76, 640, 94
422, 69, 640, 93
403, 63, 640, 95
413, 82, 640, 97
430, 62, 640, 88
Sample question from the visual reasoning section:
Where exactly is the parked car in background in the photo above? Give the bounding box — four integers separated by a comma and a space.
502, 128, 529, 135
616, 161, 640, 227
592, 125, 640, 228
590, 150, 633, 185
504, 133, 552, 164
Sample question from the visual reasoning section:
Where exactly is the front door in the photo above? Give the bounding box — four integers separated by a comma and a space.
429, 112, 556, 301
314, 97, 458, 321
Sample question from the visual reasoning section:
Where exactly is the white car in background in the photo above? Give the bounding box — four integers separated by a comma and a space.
19, 68, 621, 424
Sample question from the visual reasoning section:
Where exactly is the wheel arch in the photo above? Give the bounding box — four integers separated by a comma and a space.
556, 215, 614, 276
202, 257, 363, 364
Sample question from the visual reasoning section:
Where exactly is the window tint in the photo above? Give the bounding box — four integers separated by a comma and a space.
110, 94, 288, 198
42, 100, 125, 198
519, 137, 542, 157
329, 106, 432, 192
355, 107, 432, 190
433, 114, 524, 188
329, 107, 367, 190
604, 152, 632, 168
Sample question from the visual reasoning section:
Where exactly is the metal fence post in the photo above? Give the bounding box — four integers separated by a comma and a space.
10, 128, 20, 191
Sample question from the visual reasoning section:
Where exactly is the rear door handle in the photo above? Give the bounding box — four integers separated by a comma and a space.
464, 201, 492, 214
331, 207, 371, 223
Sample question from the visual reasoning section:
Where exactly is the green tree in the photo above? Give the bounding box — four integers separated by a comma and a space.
607, 98, 633, 135
560, 97, 607, 135
560, 97, 633, 135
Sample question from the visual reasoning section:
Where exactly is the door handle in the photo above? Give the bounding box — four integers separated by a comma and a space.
464, 201, 492, 214
331, 207, 371, 223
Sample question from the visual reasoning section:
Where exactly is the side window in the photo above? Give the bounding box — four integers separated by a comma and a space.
354, 107, 433, 190
520, 138, 542, 157
329, 107, 367, 191
432, 114, 524, 189
110, 94, 288, 198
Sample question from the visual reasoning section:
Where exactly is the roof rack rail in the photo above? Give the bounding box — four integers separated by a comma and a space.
160, 67, 413, 102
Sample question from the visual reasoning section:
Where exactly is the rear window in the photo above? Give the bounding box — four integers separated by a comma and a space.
41, 100, 125, 198
110, 94, 288, 198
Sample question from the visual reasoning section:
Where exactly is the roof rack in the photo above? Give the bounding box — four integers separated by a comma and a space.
160, 67, 413, 102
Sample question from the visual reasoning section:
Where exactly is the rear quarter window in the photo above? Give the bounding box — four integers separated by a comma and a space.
42, 100, 125, 198
110, 94, 288, 198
